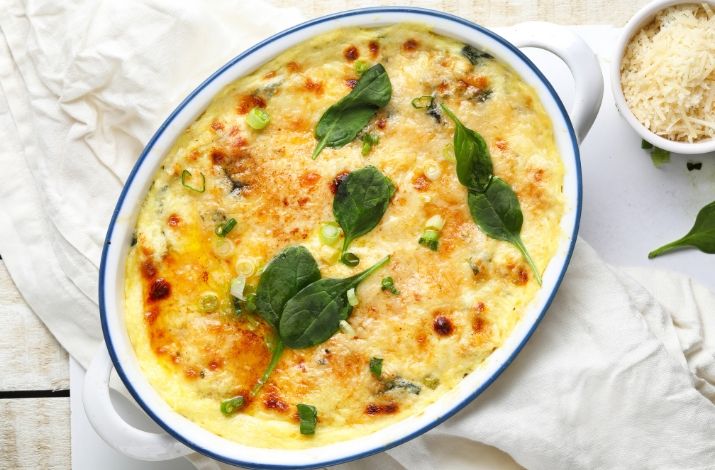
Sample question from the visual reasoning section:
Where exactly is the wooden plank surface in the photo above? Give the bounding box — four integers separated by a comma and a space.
0, 398, 71, 469
0, 2, 650, 469
0, 259, 71, 468
0, 261, 69, 392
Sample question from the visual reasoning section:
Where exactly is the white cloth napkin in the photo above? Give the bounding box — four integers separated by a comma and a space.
1, 1, 714, 469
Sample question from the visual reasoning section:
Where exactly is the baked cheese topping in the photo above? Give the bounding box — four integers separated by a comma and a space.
125, 24, 565, 448
621, 3, 715, 142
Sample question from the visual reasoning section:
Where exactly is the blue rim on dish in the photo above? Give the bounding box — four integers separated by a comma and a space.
98, 6, 582, 469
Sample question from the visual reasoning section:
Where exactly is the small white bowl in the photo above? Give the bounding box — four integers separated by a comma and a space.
611, 0, 715, 155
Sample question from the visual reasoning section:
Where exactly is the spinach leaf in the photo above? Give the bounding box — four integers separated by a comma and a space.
312, 64, 392, 159
468, 177, 542, 285
279, 256, 390, 348
255, 246, 321, 328
649, 201, 715, 258
462, 44, 493, 65
252, 246, 320, 395
334, 166, 395, 257
441, 104, 493, 192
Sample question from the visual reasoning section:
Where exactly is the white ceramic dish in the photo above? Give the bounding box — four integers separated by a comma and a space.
611, 0, 715, 155
84, 8, 603, 469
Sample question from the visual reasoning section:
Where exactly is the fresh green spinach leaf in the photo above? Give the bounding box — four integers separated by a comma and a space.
279, 256, 390, 348
255, 246, 320, 328
462, 44, 493, 65
333, 166, 395, 258
468, 177, 542, 285
441, 104, 493, 192
649, 201, 715, 258
312, 64, 392, 159
252, 246, 320, 395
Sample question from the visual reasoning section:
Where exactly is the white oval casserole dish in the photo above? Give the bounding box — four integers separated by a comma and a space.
86, 7, 603, 469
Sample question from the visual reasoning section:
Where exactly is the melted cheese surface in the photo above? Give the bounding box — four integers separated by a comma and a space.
125, 24, 564, 448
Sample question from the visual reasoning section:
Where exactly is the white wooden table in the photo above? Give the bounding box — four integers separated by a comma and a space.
1, 1, 657, 468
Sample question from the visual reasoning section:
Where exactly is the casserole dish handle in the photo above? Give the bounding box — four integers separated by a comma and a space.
83, 346, 194, 461
507, 22, 604, 143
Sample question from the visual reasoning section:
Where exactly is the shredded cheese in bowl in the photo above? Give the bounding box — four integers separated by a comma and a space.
620, 3, 715, 143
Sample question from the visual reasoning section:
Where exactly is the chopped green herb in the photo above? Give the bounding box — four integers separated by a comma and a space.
246, 107, 270, 130
199, 292, 219, 313
341, 252, 360, 267
418, 229, 440, 251
215, 218, 237, 237
411, 95, 434, 109
361, 133, 379, 156
380, 276, 399, 295
474, 89, 492, 103
220, 396, 245, 416
354, 60, 369, 75
651, 147, 670, 167
641, 139, 653, 149
181, 169, 206, 193
461, 44, 493, 65
244, 292, 257, 312
297, 404, 318, 435
423, 375, 440, 389
369, 357, 383, 378
384, 377, 421, 395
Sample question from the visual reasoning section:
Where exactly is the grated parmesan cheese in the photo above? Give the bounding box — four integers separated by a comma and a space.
621, 3, 715, 142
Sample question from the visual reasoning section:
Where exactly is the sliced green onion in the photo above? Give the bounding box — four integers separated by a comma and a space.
418, 229, 440, 251
641, 139, 653, 149
200, 292, 219, 312
424, 161, 441, 181
442, 143, 455, 161
244, 292, 257, 312
181, 169, 206, 193
369, 357, 383, 378
230, 276, 247, 300
425, 214, 445, 230
423, 375, 440, 389
361, 133, 379, 156
235, 258, 256, 277
246, 107, 270, 130
212, 237, 235, 258
341, 252, 360, 267
354, 60, 369, 75
220, 396, 245, 416
297, 404, 318, 435
411, 95, 434, 109
215, 218, 237, 237
347, 287, 358, 306
339, 319, 356, 336
319, 222, 341, 246
380, 276, 399, 295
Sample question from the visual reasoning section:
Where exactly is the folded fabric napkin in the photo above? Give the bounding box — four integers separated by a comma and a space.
1, 1, 714, 469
